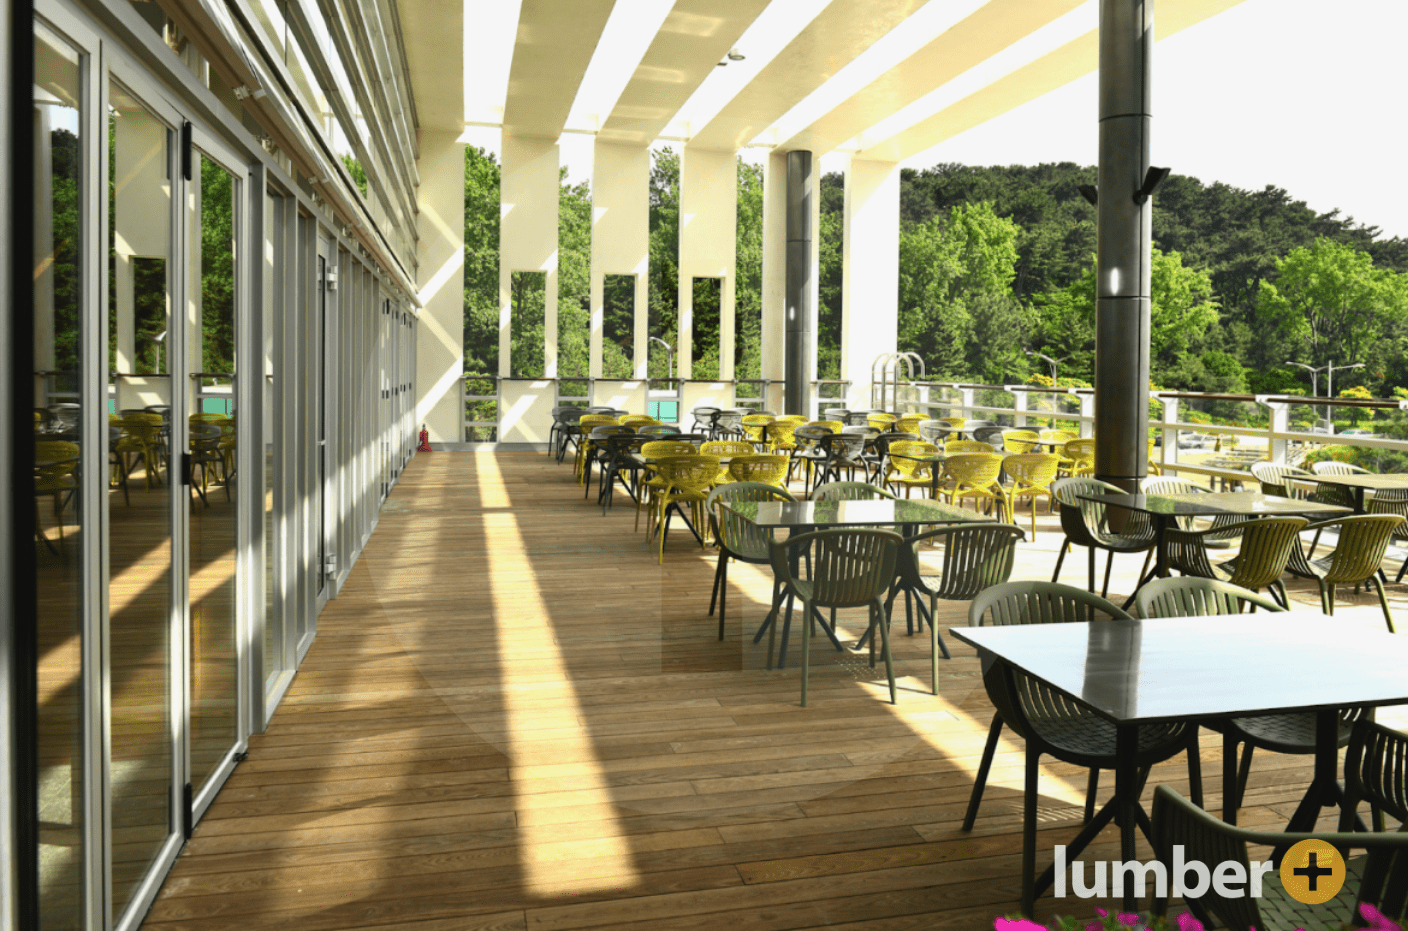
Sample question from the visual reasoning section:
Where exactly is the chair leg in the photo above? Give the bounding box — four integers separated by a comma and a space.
1235, 741, 1255, 818
800, 597, 812, 708
1322, 581, 1335, 615
1101, 549, 1115, 599
1084, 768, 1099, 823
1187, 730, 1204, 809
1021, 747, 1040, 917
1051, 537, 1070, 582
1223, 731, 1241, 824
962, 714, 1004, 831
709, 552, 725, 615
1088, 546, 1097, 594
1370, 573, 1396, 633
875, 599, 897, 705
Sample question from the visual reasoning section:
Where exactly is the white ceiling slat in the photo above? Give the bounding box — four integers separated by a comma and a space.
502, 0, 618, 140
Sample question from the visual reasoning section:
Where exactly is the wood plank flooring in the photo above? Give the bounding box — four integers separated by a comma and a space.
142, 450, 1408, 930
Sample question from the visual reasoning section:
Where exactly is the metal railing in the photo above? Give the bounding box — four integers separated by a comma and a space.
733, 378, 770, 411
463, 374, 498, 441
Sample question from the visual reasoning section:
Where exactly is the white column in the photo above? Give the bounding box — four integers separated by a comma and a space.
678, 146, 737, 381
499, 132, 560, 379
761, 150, 787, 411
591, 141, 649, 379
841, 157, 900, 412
414, 131, 466, 443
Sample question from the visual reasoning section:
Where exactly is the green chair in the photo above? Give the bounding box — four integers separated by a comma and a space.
809, 480, 896, 502
706, 482, 795, 641
1341, 718, 1408, 835
1286, 513, 1404, 632
766, 528, 902, 707
884, 522, 1025, 694
1152, 780, 1408, 931
1050, 477, 1158, 598
964, 580, 1201, 916
1142, 475, 1241, 549
1163, 516, 1308, 608
1134, 575, 1284, 619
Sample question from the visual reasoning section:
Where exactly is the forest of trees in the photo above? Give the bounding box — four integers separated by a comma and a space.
464, 149, 1408, 402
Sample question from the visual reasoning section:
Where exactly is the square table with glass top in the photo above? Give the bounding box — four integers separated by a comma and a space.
1080, 491, 1352, 582
1302, 472, 1408, 513
951, 613, 1408, 912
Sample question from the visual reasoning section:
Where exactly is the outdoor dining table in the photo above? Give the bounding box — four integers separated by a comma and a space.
724, 497, 982, 658
951, 613, 1408, 913
1302, 472, 1408, 513
1080, 491, 1353, 590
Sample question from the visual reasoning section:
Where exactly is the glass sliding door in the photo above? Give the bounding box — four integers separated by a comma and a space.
33, 19, 88, 930
186, 140, 243, 811
105, 73, 178, 923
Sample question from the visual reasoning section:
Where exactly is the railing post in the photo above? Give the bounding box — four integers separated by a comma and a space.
1079, 391, 1095, 436
960, 387, 975, 420
1161, 395, 1179, 470
1257, 396, 1288, 465
1009, 386, 1027, 428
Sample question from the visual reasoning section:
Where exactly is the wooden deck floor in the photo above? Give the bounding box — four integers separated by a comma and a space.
144, 451, 1408, 930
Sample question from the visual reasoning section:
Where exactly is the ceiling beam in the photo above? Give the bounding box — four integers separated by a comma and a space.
503, 0, 617, 139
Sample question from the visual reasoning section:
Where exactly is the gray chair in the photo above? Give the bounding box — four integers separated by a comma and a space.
963, 581, 1201, 916
706, 482, 796, 640
1050, 476, 1157, 598
767, 528, 902, 707
884, 522, 1025, 694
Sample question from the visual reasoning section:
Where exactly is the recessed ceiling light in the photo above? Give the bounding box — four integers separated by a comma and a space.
727, 48, 745, 61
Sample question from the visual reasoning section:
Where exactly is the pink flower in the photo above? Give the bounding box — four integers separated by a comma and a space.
994, 919, 1047, 931
1358, 904, 1405, 931
1174, 914, 1205, 931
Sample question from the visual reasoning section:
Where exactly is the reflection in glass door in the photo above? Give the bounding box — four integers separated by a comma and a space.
187, 145, 240, 807
106, 75, 176, 921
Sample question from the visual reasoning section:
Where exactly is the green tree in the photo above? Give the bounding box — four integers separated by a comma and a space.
648, 147, 680, 379
734, 159, 764, 380
557, 171, 592, 378
1257, 238, 1408, 392
464, 146, 500, 375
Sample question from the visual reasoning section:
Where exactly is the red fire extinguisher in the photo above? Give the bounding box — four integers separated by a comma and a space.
417, 424, 431, 452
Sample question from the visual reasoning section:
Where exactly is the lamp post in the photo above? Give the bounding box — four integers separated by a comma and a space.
1326, 361, 1365, 434
648, 336, 674, 382
1025, 349, 1060, 383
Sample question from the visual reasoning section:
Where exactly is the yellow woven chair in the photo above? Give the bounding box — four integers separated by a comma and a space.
939, 417, 966, 433
741, 414, 775, 448
114, 416, 164, 489
943, 453, 1008, 520
35, 440, 80, 544
574, 415, 620, 482
619, 414, 660, 427
1004, 453, 1061, 535
896, 415, 926, 435
887, 440, 941, 498
651, 455, 720, 563
768, 420, 802, 456
809, 420, 843, 434
727, 454, 789, 488
1038, 429, 1076, 446
1147, 437, 1161, 475
943, 439, 994, 455
701, 440, 755, 485
636, 441, 699, 531
1002, 430, 1040, 454
867, 413, 898, 432
1062, 437, 1096, 476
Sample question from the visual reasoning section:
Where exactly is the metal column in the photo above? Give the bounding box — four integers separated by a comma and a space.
784, 151, 813, 417
1093, 0, 1152, 491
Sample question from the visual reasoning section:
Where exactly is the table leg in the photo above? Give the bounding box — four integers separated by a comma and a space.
1115, 723, 1139, 911
1285, 708, 1343, 833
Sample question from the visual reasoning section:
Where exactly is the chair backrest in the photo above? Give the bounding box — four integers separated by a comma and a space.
944, 453, 1003, 489
1250, 461, 1309, 497
640, 440, 697, 458
887, 440, 940, 478
841, 425, 882, 439
1300, 513, 1406, 582
871, 433, 918, 456
35, 440, 81, 480
700, 440, 753, 457
917, 420, 953, 443
1062, 438, 1096, 470
938, 417, 967, 431
1051, 476, 1132, 546
969, 580, 1131, 627
1344, 718, 1408, 827
811, 481, 896, 501
964, 420, 996, 430
808, 420, 844, 434
1221, 516, 1309, 589
769, 528, 902, 609
1135, 577, 1284, 619
970, 425, 1008, 447
1141, 476, 1203, 496
728, 454, 789, 486
1312, 459, 1371, 475
619, 414, 659, 426
944, 440, 994, 454
867, 413, 898, 430
822, 408, 851, 421
792, 426, 832, 449
820, 433, 867, 459
1001, 430, 1040, 454
774, 414, 808, 425
895, 415, 926, 434
1037, 430, 1076, 444
900, 523, 1024, 600
114, 417, 159, 443
653, 455, 720, 493
1003, 453, 1060, 486
579, 414, 618, 434
769, 421, 801, 448
638, 424, 682, 436
707, 482, 795, 558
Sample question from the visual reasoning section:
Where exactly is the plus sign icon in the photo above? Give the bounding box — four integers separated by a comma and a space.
1280, 838, 1347, 905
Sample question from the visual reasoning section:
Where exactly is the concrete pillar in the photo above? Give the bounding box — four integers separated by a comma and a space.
677, 147, 738, 382
1093, 0, 1154, 490
499, 132, 559, 379
761, 151, 787, 411
841, 157, 900, 413
784, 151, 813, 417
591, 141, 649, 379
413, 132, 466, 443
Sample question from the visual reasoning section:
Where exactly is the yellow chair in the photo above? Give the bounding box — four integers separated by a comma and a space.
768, 420, 802, 457
939, 417, 966, 434
867, 413, 898, 432
1003, 453, 1061, 535
701, 440, 754, 485
114, 416, 164, 489
636, 440, 698, 531
35, 440, 80, 545
1038, 429, 1076, 448
1062, 438, 1096, 476
651, 455, 720, 563
1002, 430, 1040, 454
887, 440, 942, 498
741, 414, 775, 448
809, 420, 843, 433
619, 414, 659, 426
943, 453, 1008, 520
944, 439, 994, 455
1147, 437, 1162, 475
727, 454, 789, 488
896, 415, 926, 435
574, 415, 619, 482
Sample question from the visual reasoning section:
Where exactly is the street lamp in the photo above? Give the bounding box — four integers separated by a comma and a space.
1286, 360, 1365, 433
1025, 349, 1060, 382
649, 336, 674, 382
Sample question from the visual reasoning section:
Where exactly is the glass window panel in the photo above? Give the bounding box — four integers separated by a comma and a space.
602, 273, 634, 379
691, 277, 720, 381
509, 270, 545, 378
33, 20, 85, 929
